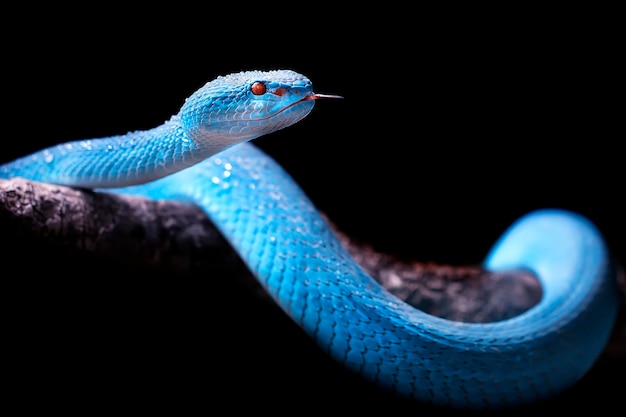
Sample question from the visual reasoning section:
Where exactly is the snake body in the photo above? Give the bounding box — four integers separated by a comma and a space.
0, 70, 621, 409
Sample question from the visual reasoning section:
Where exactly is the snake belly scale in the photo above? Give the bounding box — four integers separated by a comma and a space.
0, 70, 620, 409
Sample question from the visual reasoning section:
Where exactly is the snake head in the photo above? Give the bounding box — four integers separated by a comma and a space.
179, 69, 335, 148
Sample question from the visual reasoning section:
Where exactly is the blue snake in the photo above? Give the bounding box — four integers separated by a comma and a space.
0, 69, 621, 409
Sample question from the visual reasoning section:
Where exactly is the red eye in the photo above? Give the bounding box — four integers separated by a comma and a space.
251, 81, 266, 95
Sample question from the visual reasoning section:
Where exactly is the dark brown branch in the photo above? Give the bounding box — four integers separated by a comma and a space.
1, 177, 623, 359
1, 177, 244, 273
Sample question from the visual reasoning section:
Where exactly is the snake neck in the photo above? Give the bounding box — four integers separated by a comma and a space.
0, 115, 243, 189
0, 70, 322, 189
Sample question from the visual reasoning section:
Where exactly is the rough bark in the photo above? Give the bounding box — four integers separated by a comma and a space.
1, 177, 624, 356
1, 177, 240, 274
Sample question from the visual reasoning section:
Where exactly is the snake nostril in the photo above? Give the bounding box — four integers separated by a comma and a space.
274, 87, 288, 97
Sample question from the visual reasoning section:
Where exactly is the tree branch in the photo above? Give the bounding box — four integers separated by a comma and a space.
1, 177, 623, 359
1, 177, 243, 274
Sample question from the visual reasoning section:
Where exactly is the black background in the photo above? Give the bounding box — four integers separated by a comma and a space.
2, 5, 623, 415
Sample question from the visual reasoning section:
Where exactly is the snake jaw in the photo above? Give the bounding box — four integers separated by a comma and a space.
268, 92, 342, 119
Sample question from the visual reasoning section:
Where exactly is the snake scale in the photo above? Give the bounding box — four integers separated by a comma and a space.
0, 69, 621, 409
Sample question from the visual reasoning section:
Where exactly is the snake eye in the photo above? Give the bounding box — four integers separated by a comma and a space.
250, 81, 266, 95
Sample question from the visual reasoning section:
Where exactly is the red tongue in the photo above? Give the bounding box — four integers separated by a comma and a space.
309, 93, 344, 100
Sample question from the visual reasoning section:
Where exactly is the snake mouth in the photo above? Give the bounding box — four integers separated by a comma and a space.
272, 93, 343, 118
252, 93, 343, 122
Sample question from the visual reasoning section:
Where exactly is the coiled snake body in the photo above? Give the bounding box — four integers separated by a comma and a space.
0, 70, 621, 409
